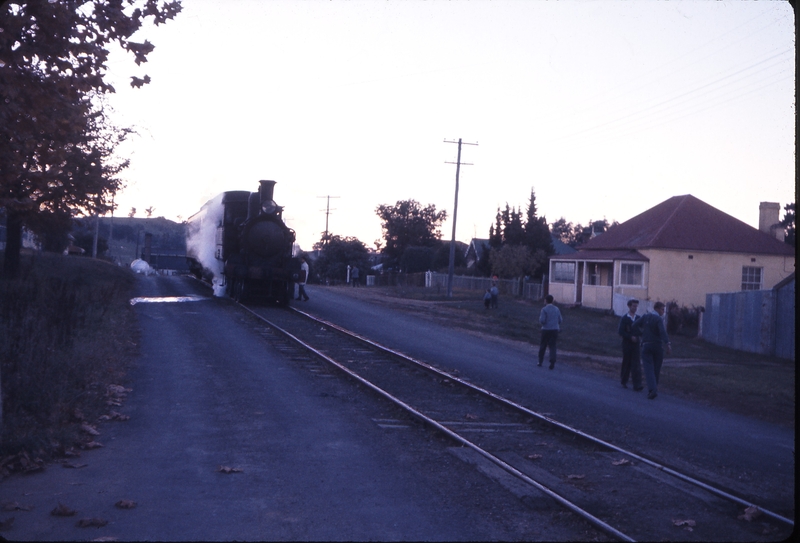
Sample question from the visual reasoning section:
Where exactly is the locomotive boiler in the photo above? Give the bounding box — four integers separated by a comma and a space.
186, 180, 301, 304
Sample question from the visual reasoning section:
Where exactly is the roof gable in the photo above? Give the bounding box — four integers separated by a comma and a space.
581, 195, 794, 256
466, 238, 491, 260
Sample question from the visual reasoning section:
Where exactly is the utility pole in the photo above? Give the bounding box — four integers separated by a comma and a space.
444, 138, 477, 298
107, 194, 115, 259
317, 195, 339, 246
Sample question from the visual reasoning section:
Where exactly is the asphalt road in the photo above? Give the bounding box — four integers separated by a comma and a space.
0, 275, 598, 541
298, 284, 795, 516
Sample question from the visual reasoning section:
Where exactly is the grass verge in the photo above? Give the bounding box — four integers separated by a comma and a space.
0, 252, 138, 473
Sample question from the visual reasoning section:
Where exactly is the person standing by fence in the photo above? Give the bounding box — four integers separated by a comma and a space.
632, 301, 671, 399
537, 295, 562, 369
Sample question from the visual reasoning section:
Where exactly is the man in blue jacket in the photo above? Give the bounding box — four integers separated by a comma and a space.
632, 301, 672, 399
538, 295, 563, 370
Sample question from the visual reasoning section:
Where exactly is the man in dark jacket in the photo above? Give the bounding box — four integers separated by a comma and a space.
618, 299, 643, 391
537, 295, 563, 370
632, 301, 672, 399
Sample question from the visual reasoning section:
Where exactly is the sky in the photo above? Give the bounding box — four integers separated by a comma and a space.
103, 0, 796, 252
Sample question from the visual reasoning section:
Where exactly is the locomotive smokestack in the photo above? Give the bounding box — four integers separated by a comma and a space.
259, 180, 276, 204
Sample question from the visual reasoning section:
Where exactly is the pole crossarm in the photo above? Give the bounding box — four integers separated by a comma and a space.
317, 195, 340, 245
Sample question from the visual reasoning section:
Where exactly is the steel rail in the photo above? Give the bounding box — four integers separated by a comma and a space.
289, 306, 795, 529
242, 304, 636, 542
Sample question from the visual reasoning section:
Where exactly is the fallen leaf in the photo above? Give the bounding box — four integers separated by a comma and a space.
51, 503, 77, 516
464, 413, 478, 420
0, 517, 14, 531
526, 454, 542, 460
612, 458, 630, 466
77, 517, 108, 528
63, 462, 88, 469
106, 385, 131, 395
64, 448, 81, 457
98, 411, 130, 422
567, 474, 585, 480
115, 500, 137, 509
216, 466, 243, 474
82, 441, 104, 450
672, 518, 696, 527
738, 505, 762, 521
81, 424, 101, 436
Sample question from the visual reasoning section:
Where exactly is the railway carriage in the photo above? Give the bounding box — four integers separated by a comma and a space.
186, 180, 301, 304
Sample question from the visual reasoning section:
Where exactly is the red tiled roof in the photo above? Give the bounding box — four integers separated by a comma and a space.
579, 195, 795, 256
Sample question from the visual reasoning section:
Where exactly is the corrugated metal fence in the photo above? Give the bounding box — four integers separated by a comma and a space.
702, 277, 794, 360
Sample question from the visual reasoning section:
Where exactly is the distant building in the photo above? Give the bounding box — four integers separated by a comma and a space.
551, 235, 576, 256
547, 195, 795, 315
465, 238, 490, 269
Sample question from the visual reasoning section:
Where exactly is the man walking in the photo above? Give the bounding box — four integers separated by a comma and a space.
618, 299, 643, 391
538, 295, 562, 370
632, 301, 671, 399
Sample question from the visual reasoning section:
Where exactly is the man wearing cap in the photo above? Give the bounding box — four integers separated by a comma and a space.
618, 299, 643, 391
632, 301, 672, 399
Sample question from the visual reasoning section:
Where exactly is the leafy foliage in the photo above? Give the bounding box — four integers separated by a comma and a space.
780, 202, 795, 246
550, 217, 618, 248
486, 189, 553, 279
312, 235, 371, 283
489, 245, 548, 279
375, 200, 447, 265
0, 0, 182, 276
550, 217, 576, 246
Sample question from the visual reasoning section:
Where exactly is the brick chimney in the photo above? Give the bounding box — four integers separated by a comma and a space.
758, 202, 784, 242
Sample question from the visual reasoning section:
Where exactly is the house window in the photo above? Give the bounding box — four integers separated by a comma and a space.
741, 266, 763, 290
551, 261, 576, 283
620, 263, 643, 286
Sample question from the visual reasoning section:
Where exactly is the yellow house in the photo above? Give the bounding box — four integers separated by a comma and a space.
547, 195, 795, 315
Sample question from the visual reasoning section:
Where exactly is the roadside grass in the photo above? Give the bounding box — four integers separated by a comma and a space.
0, 251, 138, 469
353, 285, 796, 426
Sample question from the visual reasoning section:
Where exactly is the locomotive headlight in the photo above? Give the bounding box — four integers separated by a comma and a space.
262, 201, 279, 215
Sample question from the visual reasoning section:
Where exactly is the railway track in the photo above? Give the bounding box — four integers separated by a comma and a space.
241, 301, 793, 542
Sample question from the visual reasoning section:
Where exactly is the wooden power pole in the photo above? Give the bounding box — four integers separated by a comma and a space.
317, 195, 339, 246
444, 138, 477, 298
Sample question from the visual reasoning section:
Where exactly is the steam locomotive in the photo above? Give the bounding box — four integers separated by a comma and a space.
186, 180, 301, 304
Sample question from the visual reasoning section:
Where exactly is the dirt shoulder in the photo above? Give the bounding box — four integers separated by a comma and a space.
321, 285, 795, 427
